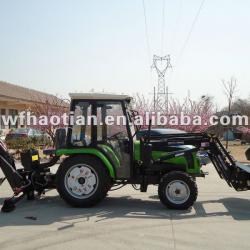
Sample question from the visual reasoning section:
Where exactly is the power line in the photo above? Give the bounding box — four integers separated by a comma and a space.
142, 0, 152, 68
169, 0, 205, 87
161, 0, 166, 55
169, 0, 183, 53
176, 0, 206, 64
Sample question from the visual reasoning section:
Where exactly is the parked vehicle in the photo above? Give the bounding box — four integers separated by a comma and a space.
5, 128, 44, 142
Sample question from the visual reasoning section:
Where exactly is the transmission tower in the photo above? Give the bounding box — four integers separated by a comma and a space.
152, 54, 172, 111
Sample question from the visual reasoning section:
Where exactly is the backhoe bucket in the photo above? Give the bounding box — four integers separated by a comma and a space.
0, 155, 23, 190
0, 140, 23, 190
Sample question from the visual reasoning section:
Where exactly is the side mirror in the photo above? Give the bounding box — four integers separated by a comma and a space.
55, 128, 66, 149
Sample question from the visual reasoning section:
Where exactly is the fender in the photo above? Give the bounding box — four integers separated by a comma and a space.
56, 148, 116, 178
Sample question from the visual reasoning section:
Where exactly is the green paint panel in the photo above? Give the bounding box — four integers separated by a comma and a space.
56, 148, 115, 178
151, 150, 201, 174
133, 140, 201, 174
97, 144, 121, 167
134, 140, 141, 161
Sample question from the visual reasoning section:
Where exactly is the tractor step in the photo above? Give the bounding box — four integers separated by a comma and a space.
199, 171, 208, 177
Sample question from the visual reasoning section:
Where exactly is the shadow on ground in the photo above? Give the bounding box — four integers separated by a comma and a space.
1, 194, 250, 228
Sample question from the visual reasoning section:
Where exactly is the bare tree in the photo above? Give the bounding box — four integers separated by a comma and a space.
31, 95, 69, 144
222, 77, 237, 148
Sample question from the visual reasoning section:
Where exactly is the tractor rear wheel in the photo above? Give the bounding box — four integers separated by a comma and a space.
56, 155, 111, 207
158, 171, 198, 210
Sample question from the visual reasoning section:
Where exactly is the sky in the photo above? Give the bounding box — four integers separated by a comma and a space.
0, 0, 250, 108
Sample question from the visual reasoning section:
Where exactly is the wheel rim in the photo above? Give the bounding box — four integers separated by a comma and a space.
64, 164, 98, 199
165, 180, 190, 205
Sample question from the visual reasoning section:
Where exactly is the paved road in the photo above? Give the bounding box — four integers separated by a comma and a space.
1, 164, 250, 250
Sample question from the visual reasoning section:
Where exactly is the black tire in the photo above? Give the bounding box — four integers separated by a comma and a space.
158, 171, 198, 210
56, 155, 112, 207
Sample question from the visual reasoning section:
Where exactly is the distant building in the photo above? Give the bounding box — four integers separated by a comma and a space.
223, 128, 243, 141
223, 129, 235, 141
0, 81, 68, 132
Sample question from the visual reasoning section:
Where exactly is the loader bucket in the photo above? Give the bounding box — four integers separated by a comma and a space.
245, 147, 250, 161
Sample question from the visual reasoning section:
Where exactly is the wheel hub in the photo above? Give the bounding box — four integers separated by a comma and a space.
78, 177, 86, 185
166, 180, 190, 204
175, 189, 181, 195
65, 165, 98, 198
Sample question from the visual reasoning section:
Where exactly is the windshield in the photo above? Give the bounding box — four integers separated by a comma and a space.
96, 101, 129, 141
70, 101, 91, 146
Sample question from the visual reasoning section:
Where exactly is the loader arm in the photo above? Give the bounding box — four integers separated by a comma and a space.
148, 133, 250, 190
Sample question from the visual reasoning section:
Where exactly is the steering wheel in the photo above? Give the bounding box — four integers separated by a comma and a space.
108, 131, 124, 140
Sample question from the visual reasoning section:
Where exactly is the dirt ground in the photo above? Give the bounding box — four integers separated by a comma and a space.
222, 141, 250, 163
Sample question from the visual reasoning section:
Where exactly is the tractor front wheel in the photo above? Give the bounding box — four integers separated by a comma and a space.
158, 171, 198, 210
56, 155, 111, 207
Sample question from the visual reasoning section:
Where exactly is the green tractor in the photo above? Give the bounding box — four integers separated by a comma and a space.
55, 93, 201, 210
1, 93, 250, 212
